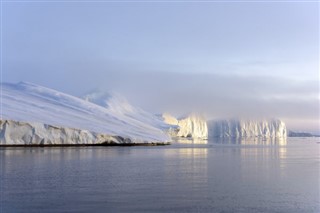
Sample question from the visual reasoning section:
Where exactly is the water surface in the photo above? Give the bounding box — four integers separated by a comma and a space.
1, 138, 319, 212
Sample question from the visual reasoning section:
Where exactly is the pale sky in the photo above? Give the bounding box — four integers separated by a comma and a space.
2, 1, 319, 133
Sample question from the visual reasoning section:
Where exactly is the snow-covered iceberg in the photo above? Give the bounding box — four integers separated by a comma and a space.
162, 113, 208, 139
208, 119, 287, 138
1, 82, 170, 145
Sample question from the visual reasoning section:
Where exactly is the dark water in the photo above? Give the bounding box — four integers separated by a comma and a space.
0, 138, 319, 213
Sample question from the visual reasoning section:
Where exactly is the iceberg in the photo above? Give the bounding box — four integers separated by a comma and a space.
162, 113, 208, 139
208, 119, 287, 138
162, 114, 287, 140
0, 82, 170, 145
0, 82, 289, 145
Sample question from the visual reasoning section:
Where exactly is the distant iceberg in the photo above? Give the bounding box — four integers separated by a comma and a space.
162, 113, 208, 139
162, 114, 287, 139
207, 119, 287, 138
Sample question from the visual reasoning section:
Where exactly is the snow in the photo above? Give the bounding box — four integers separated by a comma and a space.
83, 91, 173, 131
1, 82, 170, 144
208, 119, 287, 138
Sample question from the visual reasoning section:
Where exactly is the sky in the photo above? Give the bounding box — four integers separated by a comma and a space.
2, 1, 319, 133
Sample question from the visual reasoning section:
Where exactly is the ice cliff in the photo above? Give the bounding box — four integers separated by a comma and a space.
0, 120, 135, 145
208, 119, 287, 138
162, 113, 208, 139
162, 114, 287, 139
1, 82, 170, 145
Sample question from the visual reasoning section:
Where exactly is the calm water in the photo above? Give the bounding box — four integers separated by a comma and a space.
0, 138, 319, 213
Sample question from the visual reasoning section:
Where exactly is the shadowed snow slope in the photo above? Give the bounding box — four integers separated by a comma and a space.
83, 91, 173, 131
1, 82, 170, 144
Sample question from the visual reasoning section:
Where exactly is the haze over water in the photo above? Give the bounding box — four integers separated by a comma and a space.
1, 138, 319, 213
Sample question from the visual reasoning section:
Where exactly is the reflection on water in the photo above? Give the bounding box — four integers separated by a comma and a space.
177, 148, 208, 158
239, 145, 288, 181
174, 137, 208, 144
209, 137, 287, 145
173, 137, 287, 145
1, 138, 319, 213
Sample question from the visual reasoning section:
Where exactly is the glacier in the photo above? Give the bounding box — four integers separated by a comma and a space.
207, 119, 287, 138
1, 82, 170, 145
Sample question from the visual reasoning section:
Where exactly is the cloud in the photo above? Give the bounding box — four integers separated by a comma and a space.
86, 71, 319, 131
4, 62, 319, 132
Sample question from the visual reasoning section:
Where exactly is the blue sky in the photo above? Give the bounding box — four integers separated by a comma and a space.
2, 1, 319, 132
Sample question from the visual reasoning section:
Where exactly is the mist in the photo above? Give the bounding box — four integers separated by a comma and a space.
6, 68, 318, 133
93, 71, 319, 134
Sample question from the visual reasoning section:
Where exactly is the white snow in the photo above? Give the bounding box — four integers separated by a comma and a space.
83, 91, 173, 131
1, 82, 170, 144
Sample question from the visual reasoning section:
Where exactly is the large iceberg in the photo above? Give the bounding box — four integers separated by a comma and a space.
0, 82, 289, 145
208, 119, 287, 138
0, 82, 170, 145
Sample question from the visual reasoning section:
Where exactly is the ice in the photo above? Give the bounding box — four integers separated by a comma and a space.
208, 119, 287, 138
1, 82, 170, 144
162, 113, 208, 139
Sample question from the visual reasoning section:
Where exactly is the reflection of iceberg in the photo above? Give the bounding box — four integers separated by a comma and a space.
163, 147, 208, 190
174, 137, 208, 144
211, 137, 287, 145
177, 148, 208, 159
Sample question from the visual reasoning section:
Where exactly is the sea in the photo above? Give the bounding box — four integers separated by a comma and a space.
1, 137, 319, 212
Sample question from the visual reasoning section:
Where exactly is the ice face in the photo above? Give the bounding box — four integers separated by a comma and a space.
0, 120, 137, 145
208, 119, 287, 138
162, 113, 208, 139
162, 113, 287, 140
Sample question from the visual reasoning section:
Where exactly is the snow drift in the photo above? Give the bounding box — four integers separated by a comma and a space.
83, 91, 173, 131
1, 82, 170, 145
